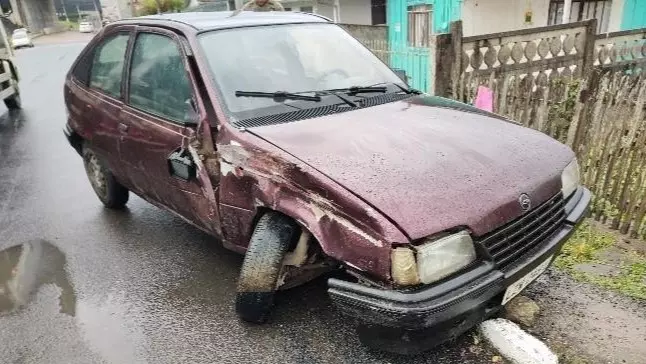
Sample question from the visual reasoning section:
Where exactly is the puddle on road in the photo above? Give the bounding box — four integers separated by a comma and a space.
0, 239, 76, 316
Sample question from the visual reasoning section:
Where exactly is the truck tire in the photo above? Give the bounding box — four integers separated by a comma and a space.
82, 144, 129, 209
236, 212, 299, 323
4, 93, 21, 110
4, 71, 21, 110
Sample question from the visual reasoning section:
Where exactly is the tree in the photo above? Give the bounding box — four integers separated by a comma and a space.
140, 0, 184, 15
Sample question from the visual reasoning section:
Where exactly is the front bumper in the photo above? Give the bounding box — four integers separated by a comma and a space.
328, 187, 590, 353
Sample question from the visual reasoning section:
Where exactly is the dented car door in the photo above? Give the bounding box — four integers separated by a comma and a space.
119, 28, 220, 233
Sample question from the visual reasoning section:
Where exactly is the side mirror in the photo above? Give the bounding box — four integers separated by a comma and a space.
168, 149, 196, 181
393, 69, 408, 83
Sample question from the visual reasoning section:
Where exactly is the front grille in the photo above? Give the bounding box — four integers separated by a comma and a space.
476, 193, 566, 269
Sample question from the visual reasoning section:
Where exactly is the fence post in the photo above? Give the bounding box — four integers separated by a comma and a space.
449, 20, 463, 100
429, 33, 453, 97
581, 18, 598, 77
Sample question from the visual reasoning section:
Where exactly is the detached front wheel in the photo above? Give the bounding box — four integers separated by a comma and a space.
236, 212, 300, 323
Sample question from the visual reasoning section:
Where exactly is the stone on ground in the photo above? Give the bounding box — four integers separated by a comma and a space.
503, 295, 540, 327
479, 318, 558, 364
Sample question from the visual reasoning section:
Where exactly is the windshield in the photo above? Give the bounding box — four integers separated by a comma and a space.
198, 23, 404, 117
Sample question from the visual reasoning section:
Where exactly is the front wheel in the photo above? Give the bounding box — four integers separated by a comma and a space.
82, 144, 129, 209
236, 212, 300, 323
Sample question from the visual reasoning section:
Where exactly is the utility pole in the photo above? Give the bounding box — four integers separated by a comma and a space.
60, 0, 70, 22
76, 4, 81, 20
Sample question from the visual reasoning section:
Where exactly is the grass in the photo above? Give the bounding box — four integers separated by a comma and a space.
554, 220, 646, 300
553, 221, 615, 269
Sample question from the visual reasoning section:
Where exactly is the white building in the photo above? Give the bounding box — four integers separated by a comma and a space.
461, 0, 624, 36
229, 0, 384, 25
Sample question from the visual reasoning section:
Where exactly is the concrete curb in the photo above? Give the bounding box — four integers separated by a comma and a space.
479, 318, 558, 364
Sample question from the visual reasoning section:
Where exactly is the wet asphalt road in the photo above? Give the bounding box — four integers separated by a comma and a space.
0, 37, 493, 364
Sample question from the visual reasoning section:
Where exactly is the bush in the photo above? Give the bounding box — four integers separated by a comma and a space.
140, 0, 186, 15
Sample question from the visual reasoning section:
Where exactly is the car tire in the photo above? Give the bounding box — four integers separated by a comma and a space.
236, 212, 300, 324
82, 144, 129, 209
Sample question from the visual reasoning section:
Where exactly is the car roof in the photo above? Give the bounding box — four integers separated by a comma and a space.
129, 11, 331, 31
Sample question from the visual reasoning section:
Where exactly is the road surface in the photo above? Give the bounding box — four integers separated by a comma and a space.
0, 34, 494, 364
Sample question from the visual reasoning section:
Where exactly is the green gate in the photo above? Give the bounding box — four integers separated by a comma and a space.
386, 0, 462, 93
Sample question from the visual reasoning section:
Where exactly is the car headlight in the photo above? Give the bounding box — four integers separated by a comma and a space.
416, 231, 476, 284
561, 158, 580, 198
391, 247, 420, 285
391, 231, 477, 286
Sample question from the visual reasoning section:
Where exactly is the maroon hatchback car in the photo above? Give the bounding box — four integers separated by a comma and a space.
64, 11, 590, 353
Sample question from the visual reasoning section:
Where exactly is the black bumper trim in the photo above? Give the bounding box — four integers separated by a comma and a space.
328, 187, 591, 331
64, 123, 83, 156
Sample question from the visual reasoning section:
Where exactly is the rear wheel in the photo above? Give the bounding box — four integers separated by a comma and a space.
236, 212, 300, 323
82, 144, 129, 209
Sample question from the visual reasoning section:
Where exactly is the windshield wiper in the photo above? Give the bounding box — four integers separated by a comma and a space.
324, 85, 388, 96
235, 91, 321, 102
392, 83, 423, 95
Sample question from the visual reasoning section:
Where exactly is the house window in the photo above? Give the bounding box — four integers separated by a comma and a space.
228, 0, 236, 10
407, 4, 432, 47
371, 0, 386, 25
301, 6, 313, 13
548, 0, 612, 33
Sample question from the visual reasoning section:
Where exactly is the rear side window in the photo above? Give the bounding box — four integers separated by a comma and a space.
128, 33, 193, 123
89, 33, 129, 98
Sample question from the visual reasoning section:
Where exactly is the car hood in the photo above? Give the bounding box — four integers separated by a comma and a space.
248, 95, 574, 240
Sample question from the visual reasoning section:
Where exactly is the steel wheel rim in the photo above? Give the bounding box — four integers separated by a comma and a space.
85, 153, 107, 198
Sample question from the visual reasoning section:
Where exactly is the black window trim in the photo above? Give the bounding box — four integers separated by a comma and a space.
85, 27, 135, 101
123, 26, 200, 126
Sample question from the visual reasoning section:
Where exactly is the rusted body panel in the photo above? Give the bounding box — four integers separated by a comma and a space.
215, 123, 409, 281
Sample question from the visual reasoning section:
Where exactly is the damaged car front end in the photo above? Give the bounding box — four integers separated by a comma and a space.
63, 12, 591, 354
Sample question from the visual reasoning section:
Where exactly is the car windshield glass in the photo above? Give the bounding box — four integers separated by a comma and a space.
197, 23, 404, 117
13, 31, 26, 38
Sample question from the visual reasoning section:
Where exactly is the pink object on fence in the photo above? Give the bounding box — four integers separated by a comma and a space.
474, 86, 494, 112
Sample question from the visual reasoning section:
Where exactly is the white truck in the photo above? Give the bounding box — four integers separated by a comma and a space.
0, 11, 21, 109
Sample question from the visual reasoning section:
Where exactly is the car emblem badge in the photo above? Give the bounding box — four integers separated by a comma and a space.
519, 194, 532, 212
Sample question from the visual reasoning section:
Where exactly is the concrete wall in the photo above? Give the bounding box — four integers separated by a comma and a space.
101, 0, 133, 21
17, 0, 58, 33
338, 0, 371, 25
461, 0, 550, 36
340, 23, 387, 46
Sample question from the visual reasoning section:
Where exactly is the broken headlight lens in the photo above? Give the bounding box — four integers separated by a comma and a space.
561, 158, 580, 198
416, 231, 476, 284
391, 247, 420, 286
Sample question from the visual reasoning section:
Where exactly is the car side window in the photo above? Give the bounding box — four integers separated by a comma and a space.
128, 33, 193, 123
89, 33, 129, 98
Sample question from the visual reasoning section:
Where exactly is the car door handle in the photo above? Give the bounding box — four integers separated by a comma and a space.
118, 123, 129, 133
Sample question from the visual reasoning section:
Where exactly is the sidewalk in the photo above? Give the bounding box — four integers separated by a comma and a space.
524, 222, 646, 364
